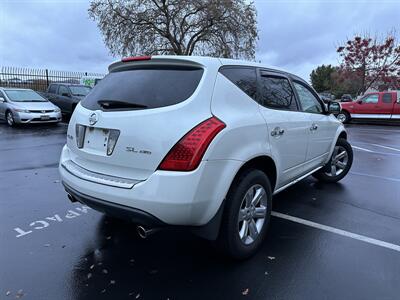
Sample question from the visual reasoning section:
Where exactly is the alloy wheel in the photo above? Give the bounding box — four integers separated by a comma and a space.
6, 112, 14, 126
325, 145, 349, 177
238, 184, 267, 245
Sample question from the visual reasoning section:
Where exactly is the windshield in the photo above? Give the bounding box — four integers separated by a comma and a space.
5, 90, 47, 102
69, 86, 92, 96
81, 66, 204, 111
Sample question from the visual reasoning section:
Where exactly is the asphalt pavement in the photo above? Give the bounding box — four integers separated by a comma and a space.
0, 121, 399, 300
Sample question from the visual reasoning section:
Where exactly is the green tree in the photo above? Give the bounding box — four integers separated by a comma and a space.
310, 64, 335, 93
89, 0, 258, 59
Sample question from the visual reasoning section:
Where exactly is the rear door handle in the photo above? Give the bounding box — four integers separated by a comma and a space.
271, 127, 285, 137
310, 123, 318, 131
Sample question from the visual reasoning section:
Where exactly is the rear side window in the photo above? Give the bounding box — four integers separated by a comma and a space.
382, 93, 392, 103
259, 75, 297, 111
81, 66, 204, 111
219, 67, 257, 100
48, 84, 57, 94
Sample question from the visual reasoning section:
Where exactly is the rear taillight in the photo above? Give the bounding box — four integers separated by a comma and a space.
158, 117, 226, 171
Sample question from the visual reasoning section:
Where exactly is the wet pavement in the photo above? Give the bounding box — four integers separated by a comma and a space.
1, 122, 399, 299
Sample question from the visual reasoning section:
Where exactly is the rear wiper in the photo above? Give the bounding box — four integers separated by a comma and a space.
97, 100, 148, 109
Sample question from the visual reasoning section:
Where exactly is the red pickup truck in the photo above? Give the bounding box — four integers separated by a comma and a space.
337, 91, 400, 123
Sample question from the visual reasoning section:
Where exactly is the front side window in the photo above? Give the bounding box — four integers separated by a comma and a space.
58, 86, 70, 96
219, 67, 257, 100
259, 75, 297, 111
382, 93, 392, 103
293, 82, 323, 113
362, 94, 379, 104
48, 84, 57, 94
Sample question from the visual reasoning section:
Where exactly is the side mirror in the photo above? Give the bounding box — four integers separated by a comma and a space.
357, 99, 362, 104
62, 93, 71, 97
328, 102, 341, 114
0, 96, 5, 103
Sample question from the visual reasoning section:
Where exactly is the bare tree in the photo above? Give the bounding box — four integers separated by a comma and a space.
89, 0, 258, 60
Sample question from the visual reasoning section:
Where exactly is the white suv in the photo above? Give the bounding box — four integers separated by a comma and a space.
60, 56, 353, 258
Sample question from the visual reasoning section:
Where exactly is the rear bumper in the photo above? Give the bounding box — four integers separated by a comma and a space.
64, 182, 165, 227
59, 145, 242, 226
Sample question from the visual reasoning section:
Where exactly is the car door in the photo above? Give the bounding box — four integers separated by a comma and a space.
352, 93, 380, 117
392, 92, 400, 119
0, 91, 7, 119
58, 85, 73, 113
257, 70, 312, 187
292, 81, 336, 170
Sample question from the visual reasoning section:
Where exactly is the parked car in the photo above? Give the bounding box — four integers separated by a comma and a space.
0, 88, 61, 126
340, 94, 353, 102
318, 92, 335, 103
60, 56, 352, 259
336, 91, 400, 123
43, 83, 92, 115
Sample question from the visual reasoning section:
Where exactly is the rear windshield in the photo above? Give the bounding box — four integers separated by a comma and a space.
81, 66, 204, 111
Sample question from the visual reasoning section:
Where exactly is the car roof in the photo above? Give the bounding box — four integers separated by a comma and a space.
109, 55, 308, 84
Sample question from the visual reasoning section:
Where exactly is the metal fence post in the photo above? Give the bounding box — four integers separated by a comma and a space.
45, 69, 49, 88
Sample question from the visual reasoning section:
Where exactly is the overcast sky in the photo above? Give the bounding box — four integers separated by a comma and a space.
1, 0, 399, 80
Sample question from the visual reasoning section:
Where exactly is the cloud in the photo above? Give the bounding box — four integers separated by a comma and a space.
255, 0, 400, 80
0, 0, 399, 79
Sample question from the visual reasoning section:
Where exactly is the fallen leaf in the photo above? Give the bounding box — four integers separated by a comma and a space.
265, 271, 269, 275
102, 269, 108, 274
101, 289, 106, 293
129, 292, 135, 296
87, 273, 92, 279
98, 262, 103, 266
267, 256, 275, 260
15, 289, 24, 299
106, 236, 112, 240
242, 288, 249, 296
136, 293, 141, 299
90, 264, 95, 270
110, 280, 116, 285
6, 291, 11, 296
312, 197, 316, 201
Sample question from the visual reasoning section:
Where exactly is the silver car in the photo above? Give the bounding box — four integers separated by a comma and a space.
0, 88, 62, 126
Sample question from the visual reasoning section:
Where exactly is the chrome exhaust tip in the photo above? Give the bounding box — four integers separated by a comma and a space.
67, 193, 77, 203
137, 225, 159, 239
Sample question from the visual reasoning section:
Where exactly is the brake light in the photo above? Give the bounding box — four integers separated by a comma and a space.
121, 56, 151, 62
158, 117, 226, 171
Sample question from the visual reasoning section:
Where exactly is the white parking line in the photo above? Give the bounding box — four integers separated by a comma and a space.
350, 171, 400, 183
369, 143, 400, 153
272, 211, 400, 253
352, 145, 373, 152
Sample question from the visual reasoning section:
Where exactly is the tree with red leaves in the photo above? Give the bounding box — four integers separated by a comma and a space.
337, 34, 400, 94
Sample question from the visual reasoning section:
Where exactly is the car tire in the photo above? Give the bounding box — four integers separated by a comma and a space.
312, 138, 353, 183
336, 111, 350, 123
217, 168, 272, 259
6, 110, 15, 127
